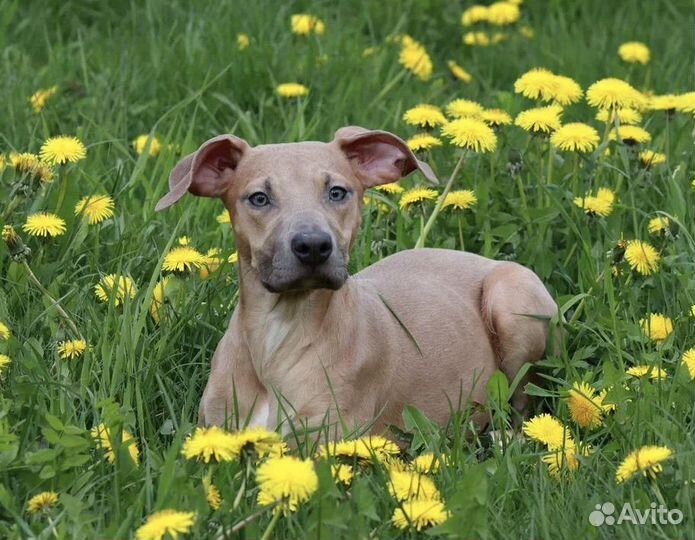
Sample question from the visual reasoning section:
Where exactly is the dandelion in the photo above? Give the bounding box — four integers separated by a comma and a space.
181, 426, 239, 463
228, 251, 239, 264
230, 426, 286, 458
23, 212, 67, 237
522, 414, 570, 450
237, 33, 249, 50
573, 188, 616, 217
551, 75, 583, 105
624, 240, 659, 275
640, 313, 673, 342
403, 104, 447, 128
92, 424, 140, 465
639, 150, 666, 167
276, 83, 309, 98
445, 98, 484, 119
0, 321, 10, 341
406, 133, 443, 152
648, 216, 670, 234
399, 187, 438, 210
135, 510, 196, 540
411, 452, 443, 474
291, 14, 324, 35
74, 194, 115, 224
57, 339, 87, 360
566, 382, 603, 429
162, 246, 207, 273
681, 347, 695, 380
514, 105, 562, 134
586, 78, 646, 110
550, 123, 600, 152
542, 440, 590, 477
461, 5, 489, 26
676, 91, 695, 114
392, 499, 450, 531
388, 470, 441, 501
132, 135, 161, 157
609, 125, 651, 145
463, 31, 491, 46
150, 276, 171, 323
627, 365, 667, 381
216, 210, 231, 224
94, 274, 137, 306
318, 435, 400, 463
441, 117, 497, 152
199, 248, 222, 279
480, 108, 512, 126
618, 42, 650, 64
0, 354, 11, 374
29, 85, 58, 113
596, 107, 642, 125
27, 492, 59, 514
10, 152, 54, 182
514, 68, 557, 101
649, 94, 680, 112
398, 37, 433, 81
39, 135, 86, 165
616, 446, 672, 483
446, 60, 472, 82
331, 464, 354, 486
442, 190, 477, 210
256, 456, 319, 512
374, 183, 405, 195
203, 475, 222, 510
487, 1, 520, 25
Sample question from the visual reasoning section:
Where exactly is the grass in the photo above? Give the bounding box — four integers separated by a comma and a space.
1, 0, 694, 538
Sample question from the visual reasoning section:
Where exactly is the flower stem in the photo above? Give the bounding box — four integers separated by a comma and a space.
1, 195, 24, 222
259, 509, 282, 540
55, 166, 68, 214
415, 152, 466, 248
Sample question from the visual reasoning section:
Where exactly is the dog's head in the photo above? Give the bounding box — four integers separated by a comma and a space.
156, 126, 437, 293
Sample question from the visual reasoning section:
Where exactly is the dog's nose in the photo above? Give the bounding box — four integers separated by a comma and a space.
291, 231, 333, 266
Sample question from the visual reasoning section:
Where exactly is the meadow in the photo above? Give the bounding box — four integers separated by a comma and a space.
1, 0, 695, 538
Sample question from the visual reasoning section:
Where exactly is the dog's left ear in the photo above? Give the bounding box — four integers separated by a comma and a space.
332, 126, 438, 188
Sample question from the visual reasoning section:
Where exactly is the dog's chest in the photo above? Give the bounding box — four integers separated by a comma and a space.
248, 301, 305, 378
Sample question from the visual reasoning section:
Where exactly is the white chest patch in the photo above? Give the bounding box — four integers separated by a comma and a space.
247, 399, 270, 428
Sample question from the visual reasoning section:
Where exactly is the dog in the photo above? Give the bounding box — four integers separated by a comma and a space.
156, 126, 558, 439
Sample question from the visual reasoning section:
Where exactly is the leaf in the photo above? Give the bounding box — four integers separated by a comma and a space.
25, 448, 60, 465
486, 369, 510, 410
402, 405, 441, 452
44, 414, 64, 432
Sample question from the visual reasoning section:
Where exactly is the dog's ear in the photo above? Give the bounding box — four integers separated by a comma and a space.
332, 126, 438, 188
155, 134, 250, 211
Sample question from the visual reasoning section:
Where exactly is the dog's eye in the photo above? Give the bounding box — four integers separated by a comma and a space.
328, 186, 348, 202
248, 192, 270, 207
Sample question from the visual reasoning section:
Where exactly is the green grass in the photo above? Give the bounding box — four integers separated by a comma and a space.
1, 0, 695, 538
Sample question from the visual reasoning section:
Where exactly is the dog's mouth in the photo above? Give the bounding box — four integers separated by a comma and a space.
261, 267, 348, 293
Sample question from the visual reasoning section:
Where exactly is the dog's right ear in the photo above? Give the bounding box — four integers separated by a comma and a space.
155, 134, 249, 211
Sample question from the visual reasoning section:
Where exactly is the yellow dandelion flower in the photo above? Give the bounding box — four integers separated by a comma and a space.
573, 188, 616, 217
150, 276, 172, 324
675, 91, 695, 114
522, 414, 571, 450
463, 31, 491, 46
392, 499, 450, 531
276, 82, 309, 98
30, 85, 58, 113
23, 212, 66, 237
618, 42, 650, 64
597, 389, 616, 413
609, 125, 651, 144
228, 251, 239, 264
318, 435, 400, 463
411, 452, 443, 474
388, 470, 441, 501
551, 75, 584, 105
94, 274, 137, 306
231, 426, 286, 458
27, 491, 59, 514
487, 1, 520, 25
375, 183, 405, 195
480, 108, 512, 126
624, 240, 659, 275
514, 68, 557, 101
57, 339, 87, 360
399, 187, 439, 210
640, 313, 673, 342
256, 456, 318, 513
406, 133, 442, 152
566, 382, 603, 429
39, 135, 86, 165
399, 38, 433, 81
0, 321, 10, 341
135, 510, 196, 540
596, 107, 642, 125
331, 464, 354, 486
550, 123, 600, 152
441, 117, 497, 152
91, 423, 140, 465
9, 152, 54, 182
176, 236, 189, 246
132, 135, 161, 157
461, 5, 489, 26
586, 78, 646, 110
182, 426, 240, 463
447, 60, 472, 82
639, 150, 667, 167
403, 104, 447, 128
362, 46, 377, 57
681, 348, 695, 380
446, 99, 484, 119
626, 365, 667, 381
74, 194, 115, 224
514, 105, 562, 133
203, 475, 222, 510
616, 445, 672, 483
237, 33, 249, 50
199, 248, 222, 279
162, 246, 207, 273
291, 14, 324, 35
216, 210, 231, 224
442, 190, 477, 210
648, 216, 670, 234
0, 354, 11, 374
649, 94, 681, 112
542, 440, 590, 477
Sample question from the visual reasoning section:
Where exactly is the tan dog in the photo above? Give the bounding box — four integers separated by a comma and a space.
156, 126, 558, 438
